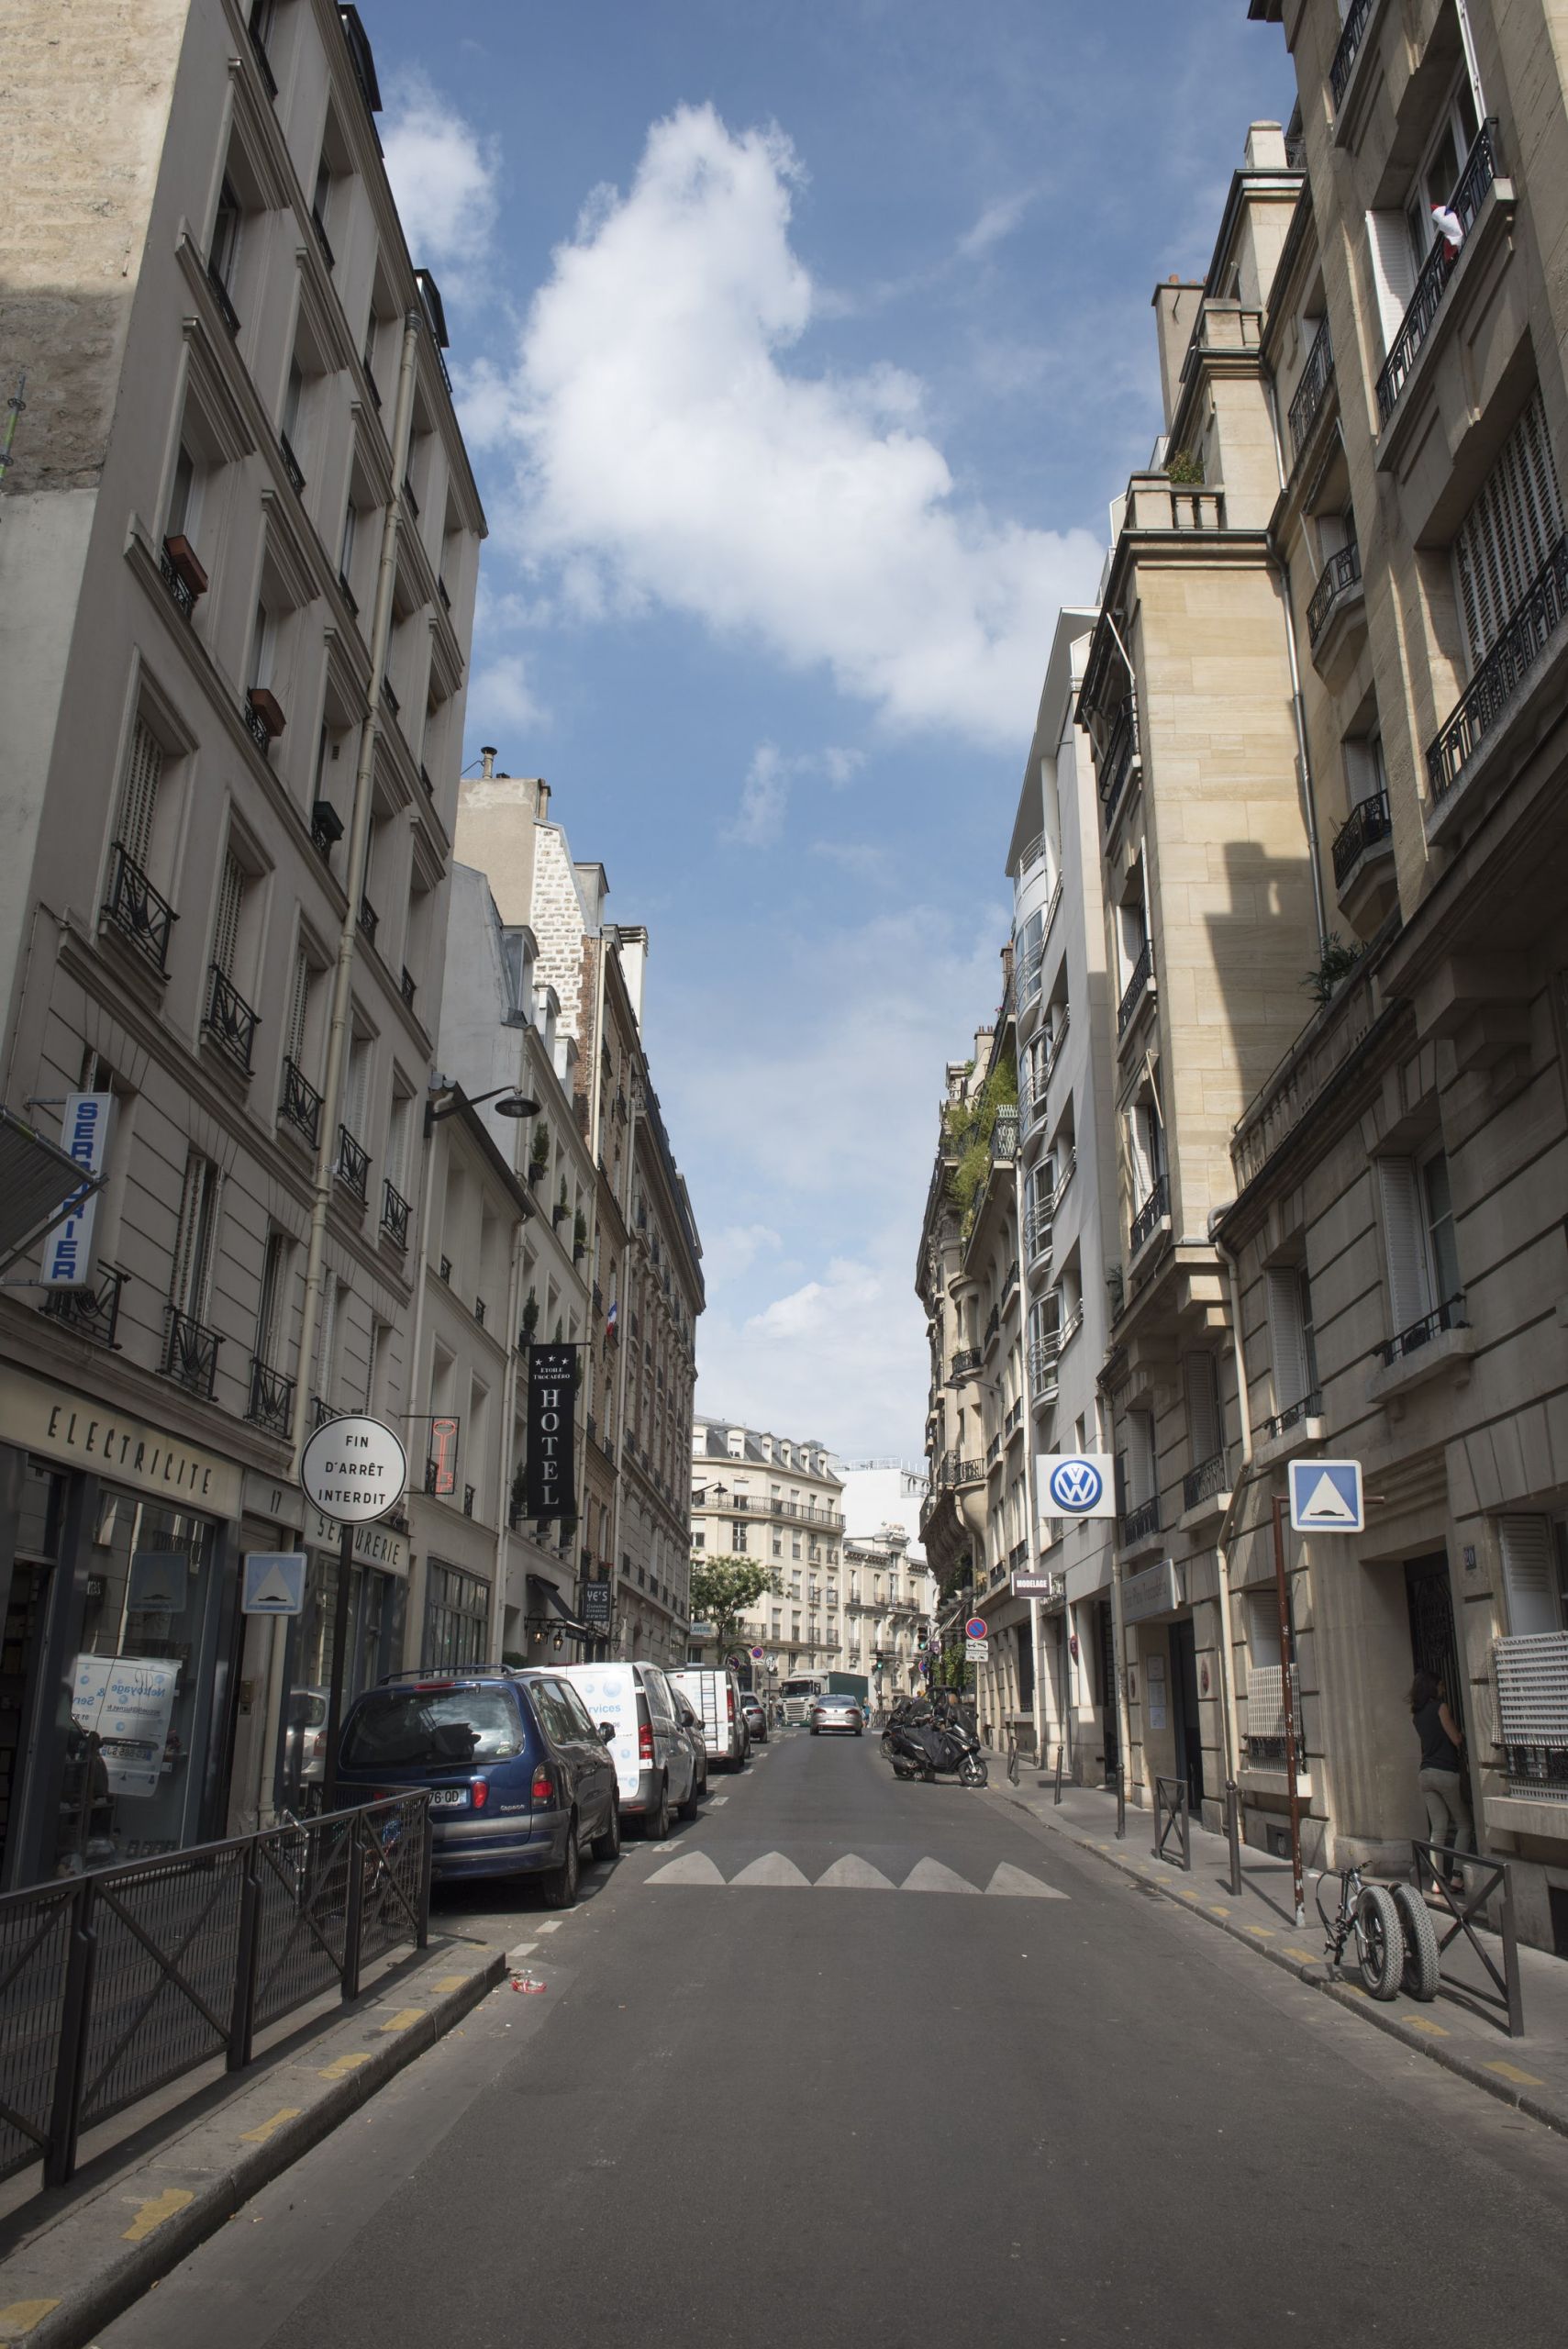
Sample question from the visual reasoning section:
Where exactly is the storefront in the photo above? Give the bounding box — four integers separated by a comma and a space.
267, 1498, 409, 1811
0, 1364, 244, 1888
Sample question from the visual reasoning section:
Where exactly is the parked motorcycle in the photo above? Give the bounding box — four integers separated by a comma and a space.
885, 1711, 988, 1787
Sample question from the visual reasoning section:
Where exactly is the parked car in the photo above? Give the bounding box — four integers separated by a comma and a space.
810, 1691, 864, 1736
670, 1665, 750, 1770
335, 1667, 620, 1906
556, 1661, 703, 1837
671, 1689, 711, 1803
737, 1689, 768, 1744
283, 1686, 328, 1798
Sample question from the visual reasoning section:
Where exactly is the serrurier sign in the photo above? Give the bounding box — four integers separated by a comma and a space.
524, 1344, 578, 1521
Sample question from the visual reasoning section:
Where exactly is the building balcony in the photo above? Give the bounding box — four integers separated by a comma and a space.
990, 1106, 1019, 1164
1494, 1633, 1568, 1804
1306, 542, 1365, 690
1117, 1496, 1161, 1553
279, 1058, 322, 1150
1426, 530, 1568, 829
1097, 701, 1140, 832
1129, 1173, 1170, 1259
1251, 1391, 1325, 1471
1374, 122, 1499, 425
1028, 1335, 1059, 1397
936, 1452, 984, 1491
101, 842, 175, 976
335, 1124, 370, 1206
161, 1303, 220, 1399
1181, 1450, 1231, 1526
1375, 1293, 1467, 1369
1117, 941, 1154, 1043
41, 1264, 128, 1351
202, 963, 258, 1075
381, 1178, 410, 1253
1328, 0, 1372, 112
1288, 318, 1335, 466
246, 1356, 295, 1439
279, 431, 306, 495
358, 895, 379, 950
1242, 1665, 1301, 1766
1023, 1206, 1052, 1269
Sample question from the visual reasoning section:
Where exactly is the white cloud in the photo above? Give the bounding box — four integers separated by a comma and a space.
956, 190, 1034, 261
725, 740, 868, 847
485, 104, 1101, 745
382, 72, 500, 299
703, 1224, 785, 1283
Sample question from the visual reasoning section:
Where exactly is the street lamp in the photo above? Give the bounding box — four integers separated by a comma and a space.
425, 1081, 539, 1135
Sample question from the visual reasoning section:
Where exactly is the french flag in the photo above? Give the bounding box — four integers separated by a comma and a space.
606, 1299, 618, 1340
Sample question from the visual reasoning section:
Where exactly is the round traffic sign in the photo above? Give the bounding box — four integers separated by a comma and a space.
750, 1645, 764, 1658
965, 1616, 987, 1641
300, 1415, 407, 1526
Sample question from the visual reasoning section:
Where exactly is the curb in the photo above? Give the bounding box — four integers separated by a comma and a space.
1000, 1791, 1568, 2144
2, 1946, 506, 2349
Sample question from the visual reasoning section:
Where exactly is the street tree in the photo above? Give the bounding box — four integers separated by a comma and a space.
690, 1556, 782, 1659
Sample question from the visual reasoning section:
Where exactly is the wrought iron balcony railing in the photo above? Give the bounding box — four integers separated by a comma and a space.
241, 696, 272, 754
1028, 1334, 1060, 1391
311, 208, 334, 268
1329, 0, 1373, 107
159, 544, 195, 620
335, 1124, 370, 1204
1376, 1294, 1466, 1368
1307, 543, 1362, 647
358, 896, 379, 948
246, 1355, 295, 1438
1428, 530, 1568, 802
247, 20, 278, 96
1288, 317, 1335, 460
949, 1346, 983, 1382
381, 1179, 410, 1252
400, 966, 417, 1010
279, 1057, 323, 1148
1332, 788, 1392, 886
206, 258, 240, 336
103, 842, 175, 974
1495, 1632, 1568, 1800
1257, 1389, 1322, 1442
1118, 939, 1154, 1039
204, 963, 258, 1074
989, 1106, 1018, 1163
41, 1264, 128, 1350
1183, 1451, 1229, 1513
1130, 1172, 1169, 1254
1098, 701, 1139, 827
1374, 123, 1499, 422
279, 432, 306, 495
1118, 1496, 1161, 1548
162, 1303, 220, 1399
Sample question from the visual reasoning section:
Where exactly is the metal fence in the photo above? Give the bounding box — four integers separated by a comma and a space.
1153, 1776, 1191, 1871
0, 1793, 430, 2188
1410, 1840, 1524, 2039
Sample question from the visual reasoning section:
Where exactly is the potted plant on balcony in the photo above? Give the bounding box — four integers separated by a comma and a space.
528, 1129, 549, 1188
520, 1292, 539, 1342
573, 1208, 587, 1263
162, 534, 208, 598
248, 685, 286, 738
552, 1178, 570, 1228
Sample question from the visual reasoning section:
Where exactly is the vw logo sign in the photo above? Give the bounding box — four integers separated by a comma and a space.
1049, 1457, 1104, 1513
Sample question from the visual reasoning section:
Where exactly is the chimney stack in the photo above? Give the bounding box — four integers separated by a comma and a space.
480, 745, 496, 779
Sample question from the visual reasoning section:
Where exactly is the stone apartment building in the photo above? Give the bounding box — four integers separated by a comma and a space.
841, 1525, 934, 1708
1199, 0, 1568, 1955
0, 0, 483, 1873
454, 769, 703, 1669
689, 1419, 846, 1680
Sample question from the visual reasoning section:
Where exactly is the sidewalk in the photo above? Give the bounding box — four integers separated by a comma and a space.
998, 1773, 1568, 2141
0, 1932, 505, 2349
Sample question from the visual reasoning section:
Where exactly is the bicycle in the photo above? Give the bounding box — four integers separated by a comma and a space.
1316, 1860, 1439, 2002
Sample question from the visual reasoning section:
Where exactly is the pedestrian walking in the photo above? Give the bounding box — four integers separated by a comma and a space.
1409, 1670, 1473, 1896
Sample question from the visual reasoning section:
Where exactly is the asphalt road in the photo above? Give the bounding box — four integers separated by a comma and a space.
102, 1730, 1568, 2349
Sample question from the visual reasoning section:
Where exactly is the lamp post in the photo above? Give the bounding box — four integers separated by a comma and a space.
424, 1081, 539, 1136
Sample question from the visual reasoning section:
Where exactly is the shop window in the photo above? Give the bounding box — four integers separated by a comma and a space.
422, 1560, 488, 1672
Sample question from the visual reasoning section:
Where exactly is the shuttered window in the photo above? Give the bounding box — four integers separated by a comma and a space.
171, 1153, 221, 1319
1498, 1515, 1562, 1638
255, 1228, 288, 1362
1454, 389, 1564, 664
1367, 210, 1418, 351
213, 852, 245, 978
1266, 1266, 1318, 1410
285, 950, 314, 1068
1184, 1353, 1221, 1465
1375, 1157, 1429, 1337
118, 719, 164, 870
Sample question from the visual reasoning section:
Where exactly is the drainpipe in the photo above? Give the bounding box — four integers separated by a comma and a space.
609, 1068, 640, 1653
261, 313, 421, 1816
1263, 374, 1329, 955
1209, 1211, 1255, 1895
490, 1200, 527, 1667
1013, 1143, 1046, 1769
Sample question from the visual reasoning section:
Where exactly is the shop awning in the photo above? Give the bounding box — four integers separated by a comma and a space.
0, 1108, 107, 1274
526, 1573, 592, 1640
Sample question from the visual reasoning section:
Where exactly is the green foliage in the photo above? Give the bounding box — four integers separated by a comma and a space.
1165, 449, 1205, 486
689, 1556, 782, 1655
940, 1053, 1018, 1236
1302, 932, 1361, 1006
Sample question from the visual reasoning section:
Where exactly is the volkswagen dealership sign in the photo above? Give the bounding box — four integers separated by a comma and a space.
1037, 1453, 1117, 1519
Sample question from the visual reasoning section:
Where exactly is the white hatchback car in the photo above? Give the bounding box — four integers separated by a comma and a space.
556, 1662, 704, 1839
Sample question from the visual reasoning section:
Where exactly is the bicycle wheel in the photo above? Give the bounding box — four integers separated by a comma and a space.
1006, 1742, 1020, 1787
1392, 1882, 1440, 2001
1354, 1884, 1405, 2000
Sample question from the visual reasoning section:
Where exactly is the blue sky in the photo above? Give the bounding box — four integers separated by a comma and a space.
370, 0, 1292, 1456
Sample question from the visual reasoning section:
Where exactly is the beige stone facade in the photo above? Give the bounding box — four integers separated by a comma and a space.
689, 1419, 846, 1683
0, 0, 483, 1870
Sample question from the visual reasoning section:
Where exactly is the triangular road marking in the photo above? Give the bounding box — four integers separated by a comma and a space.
900, 1857, 979, 1894
1298, 1469, 1357, 1523
984, 1863, 1068, 1898
816, 1854, 895, 1890
646, 1852, 725, 1886
728, 1852, 812, 1887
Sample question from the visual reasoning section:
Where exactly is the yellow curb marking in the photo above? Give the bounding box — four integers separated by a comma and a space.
1243, 1926, 1275, 1938
1340, 1983, 1368, 1997
1485, 2061, 1544, 2087
1407, 2018, 1449, 2035
239, 2106, 303, 2143
0, 2303, 62, 2339
380, 2008, 424, 2033
122, 2187, 195, 2243
1283, 1947, 1316, 1962
431, 1975, 473, 1993
319, 2052, 373, 2079
1208, 1906, 1232, 1917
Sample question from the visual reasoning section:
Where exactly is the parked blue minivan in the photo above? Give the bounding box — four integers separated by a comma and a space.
336, 1668, 621, 1906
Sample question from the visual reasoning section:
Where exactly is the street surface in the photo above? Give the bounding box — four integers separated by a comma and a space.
103, 1733, 1568, 2348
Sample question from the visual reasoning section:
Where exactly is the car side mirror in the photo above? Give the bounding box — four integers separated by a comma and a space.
599, 1722, 617, 1744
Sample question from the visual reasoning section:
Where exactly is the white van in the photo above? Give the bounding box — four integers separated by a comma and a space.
556, 1662, 704, 1839
670, 1665, 750, 1771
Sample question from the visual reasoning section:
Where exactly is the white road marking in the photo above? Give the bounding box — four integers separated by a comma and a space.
984, 1863, 1068, 1898
900, 1857, 980, 1894
816, 1854, 895, 1890
706, 1796, 728, 1807
646, 1851, 726, 1886
728, 1852, 812, 1887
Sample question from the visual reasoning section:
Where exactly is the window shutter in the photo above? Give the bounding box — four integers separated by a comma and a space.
171, 1155, 219, 1319
1266, 1268, 1309, 1409
1376, 1156, 1429, 1335
1367, 210, 1418, 351
342, 1041, 368, 1137
118, 719, 164, 870
1454, 388, 1565, 662
1499, 1516, 1561, 1637
1185, 1353, 1221, 1464
286, 951, 312, 1065
1343, 738, 1381, 808
213, 852, 244, 977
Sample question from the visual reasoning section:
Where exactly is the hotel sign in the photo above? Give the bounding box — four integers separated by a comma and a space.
524, 1344, 578, 1522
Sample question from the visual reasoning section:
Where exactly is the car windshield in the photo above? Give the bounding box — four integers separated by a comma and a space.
339, 1687, 524, 1771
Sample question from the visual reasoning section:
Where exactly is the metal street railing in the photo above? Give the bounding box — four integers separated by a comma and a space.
1153, 1776, 1191, 1871
0, 1794, 430, 2188
1410, 1841, 1524, 2037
